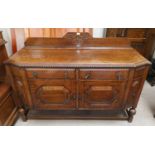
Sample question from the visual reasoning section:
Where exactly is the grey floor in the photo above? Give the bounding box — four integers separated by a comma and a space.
15, 81, 155, 126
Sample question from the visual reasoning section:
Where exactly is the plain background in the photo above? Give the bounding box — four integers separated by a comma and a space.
0, 0, 155, 155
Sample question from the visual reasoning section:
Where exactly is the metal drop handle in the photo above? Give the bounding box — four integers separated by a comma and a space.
84, 73, 91, 79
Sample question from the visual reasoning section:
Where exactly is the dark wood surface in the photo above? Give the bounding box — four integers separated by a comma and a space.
0, 32, 8, 83
0, 83, 18, 125
106, 28, 155, 59
24, 37, 131, 48
6, 48, 150, 68
0, 31, 18, 126
5, 35, 151, 122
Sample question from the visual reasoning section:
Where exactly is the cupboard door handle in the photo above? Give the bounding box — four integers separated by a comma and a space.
32, 72, 38, 78
84, 73, 91, 79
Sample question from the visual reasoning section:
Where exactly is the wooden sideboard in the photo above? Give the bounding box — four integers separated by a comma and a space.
0, 31, 18, 125
5, 36, 151, 122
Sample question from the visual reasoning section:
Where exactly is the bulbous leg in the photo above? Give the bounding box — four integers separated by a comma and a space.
127, 108, 136, 123
19, 108, 28, 122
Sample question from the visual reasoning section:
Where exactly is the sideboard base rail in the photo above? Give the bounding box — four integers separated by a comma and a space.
18, 109, 136, 122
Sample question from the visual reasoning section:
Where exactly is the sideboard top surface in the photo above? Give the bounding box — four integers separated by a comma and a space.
5, 37, 151, 68
6, 47, 150, 68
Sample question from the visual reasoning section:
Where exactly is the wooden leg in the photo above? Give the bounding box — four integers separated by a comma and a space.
19, 108, 28, 122
127, 108, 136, 123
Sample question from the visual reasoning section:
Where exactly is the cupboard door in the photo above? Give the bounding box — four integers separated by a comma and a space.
79, 81, 127, 110
29, 79, 76, 110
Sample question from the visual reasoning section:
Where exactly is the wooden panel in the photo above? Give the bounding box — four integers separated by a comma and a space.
26, 69, 75, 79
79, 80, 127, 110
28, 79, 76, 110
106, 28, 155, 59
134, 66, 146, 78
0, 95, 15, 124
24, 37, 130, 47
0, 84, 18, 126
127, 77, 144, 107
106, 28, 148, 38
126, 29, 148, 38
0, 32, 8, 82
79, 69, 129, 81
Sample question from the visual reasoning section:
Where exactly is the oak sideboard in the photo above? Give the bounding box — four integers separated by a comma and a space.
5, 36, 151, 122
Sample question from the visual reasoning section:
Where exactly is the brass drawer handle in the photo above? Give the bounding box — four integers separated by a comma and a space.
32, 72, 38, 78
84, 73, 91, 79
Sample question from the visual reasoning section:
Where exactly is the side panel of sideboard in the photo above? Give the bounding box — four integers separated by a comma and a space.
127, 66, 150, 109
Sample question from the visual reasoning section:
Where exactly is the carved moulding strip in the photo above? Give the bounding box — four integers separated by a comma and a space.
6, 61, 151, 69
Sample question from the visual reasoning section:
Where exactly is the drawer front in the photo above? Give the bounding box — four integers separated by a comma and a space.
80, 69, 129, 81
26, 69, 75, 79
28, 79, 76, 110
79, 81, 127, 110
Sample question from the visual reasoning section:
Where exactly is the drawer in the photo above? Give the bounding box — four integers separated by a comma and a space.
80, 69, 129, 81
134, 67, 146, 78
26, 69, 75, 79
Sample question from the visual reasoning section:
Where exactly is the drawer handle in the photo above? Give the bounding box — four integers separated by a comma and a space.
84, 73, 91, 79
32, 72, 38, 78
116, 72, 123, 80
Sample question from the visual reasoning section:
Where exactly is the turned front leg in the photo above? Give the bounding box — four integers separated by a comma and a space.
19, 108, 28, 122
127, 107, 136, 123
